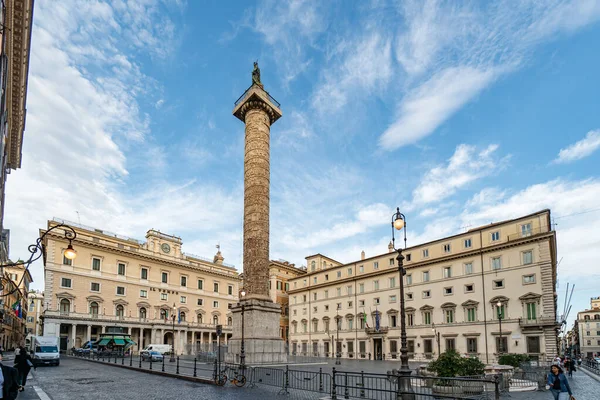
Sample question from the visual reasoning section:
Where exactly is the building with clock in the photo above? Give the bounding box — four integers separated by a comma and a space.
40, 218, 241, 354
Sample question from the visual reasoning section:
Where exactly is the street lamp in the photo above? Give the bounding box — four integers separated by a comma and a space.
240, 290, 246, 367
391, 207, 415, 400
170, 303, 177, 362
497, 301, 503, 354
335, 305, 341, 365
432, 324, 441, 358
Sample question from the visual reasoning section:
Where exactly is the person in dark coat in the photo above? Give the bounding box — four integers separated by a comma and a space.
14, 346, 35, 391
0, 354, 20, 400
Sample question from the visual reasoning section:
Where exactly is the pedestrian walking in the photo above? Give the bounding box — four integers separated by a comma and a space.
546, 365, 575, 400
0, 354, 20, 400
13, 346, 35, 391
564, 357, 576, 377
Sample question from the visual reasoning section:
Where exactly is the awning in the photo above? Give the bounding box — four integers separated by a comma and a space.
97, 339, 110, 346
113, 339, 126, 346
125, 339, 137, 345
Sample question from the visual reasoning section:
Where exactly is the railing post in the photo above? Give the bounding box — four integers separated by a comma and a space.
114, 355, 117, 364
213, 359, 218, 381
494, 374, 500, 400
360, 371, 365, 398
149, 357, 153, 370
139, 354, 142, 368
344, 372, 349, 399
284, 365, 290, 392
332, 368, 337, 400
121, 354, 125, 365
130, 351, 133, 367
162, 355, 165, 372
319, 367, 323, 392
194, 358, 197, 377
176, 356, 180, 374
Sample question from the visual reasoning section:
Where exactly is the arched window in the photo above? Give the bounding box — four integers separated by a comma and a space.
595, 315, 600, 320
180, 312, 186, 322
311, 261, 316, 271
139, 307, 147, 319
60, 299, 70, 314
197, 314, 203, 324
160, 309, 167, 320
213, 315, 219, 325
227, 317, 232, 326
89, 302, 99, 316
584, 315, 590, 320
116, 305, 124, 319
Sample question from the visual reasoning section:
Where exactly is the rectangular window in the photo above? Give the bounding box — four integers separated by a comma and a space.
465, 284, 474, 293
465, 263, 473, 274
467, 308, 476, 322
180, 296, 187, 304
522, 250, 533, 265
213, 301, 219, 308
446, 338, 456, 350
161, 293, 168, 301
285, 283, 289, 291
347, 285, 352, 295
443, 266, 452, 278
406, 293, 413, 300
491, 231, 500, 241
63, 254, 72, 266
61, 278, 72, 288
359, 284, 364, 293
348, 301, 353, 308
337, 271, 341, 278
445, 309, 454, 323
213, 282, 219, 293
373, 262, 379, 270
406, 314, 413, 326
313, 306, 317, 313
443, 244, 451, 253
359, 265, 364, 273
422, 290, 431, 299
140, 290, 147, 298
391, 315, 399, 327
324, 290, 329, 299
521, 223, 532, 237
467, 338, 478, 353
325, 274, 329, 281
197, 299, 203, 306
116, 286, 125, 296
493, 279, 504, 289
526, 302, 536, 320
90, 282, 100, 292
491, 257, 502, 270
92, 258, 101, 271
389, 295, 397, 303
198, 279, 203, 290
162, 272, 168, 283
314, 292, 318, 301
423, 271, 430, 282
496, 305, 505, 319
303, 295, 307, 302
374, 298, 380, 305
464, 238, 472, 248
526, 336, 540, 353
117, 263, 126, 276
496, 337, 508, 353
406, 275, 412, 285
228, 285, 233, 295
348, 267, 353, 275
523, 274, 535, 284
278, 281, 283, 289
181, 276, 187, 287
325, 305, 329, 311
373, 280, 379, 290
444, 287, 453, 295
422, 249, 429, 258
359, 300, 365, 307
424, 312, 431, 325
336, 287, 341, 296
141, 268, 148, 280
389, 277, 396, 288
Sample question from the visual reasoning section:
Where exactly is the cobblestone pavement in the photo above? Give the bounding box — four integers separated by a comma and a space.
18, 357, 600, 400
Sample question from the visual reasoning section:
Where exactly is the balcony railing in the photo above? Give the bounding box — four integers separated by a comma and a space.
507, 227, 550, 241
519, 317, 558, 327
365, 327, 389, 335
43, 310, 232, 330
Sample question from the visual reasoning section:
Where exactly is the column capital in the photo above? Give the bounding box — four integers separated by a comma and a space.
233, 85, 282, 124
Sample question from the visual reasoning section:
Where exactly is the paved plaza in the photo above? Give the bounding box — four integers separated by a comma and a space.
7, 357, 599, 400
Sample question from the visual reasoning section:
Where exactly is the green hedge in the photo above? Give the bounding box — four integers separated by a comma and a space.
428, 349, 485, 377
497, 354, 530, 368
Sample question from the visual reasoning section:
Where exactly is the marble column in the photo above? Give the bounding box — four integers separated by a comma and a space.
86, 325, 92, 343
71, 324, 77, 348
140, 328, 144, 350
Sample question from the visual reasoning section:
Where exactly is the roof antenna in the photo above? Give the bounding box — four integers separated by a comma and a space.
76, 211, 81, 225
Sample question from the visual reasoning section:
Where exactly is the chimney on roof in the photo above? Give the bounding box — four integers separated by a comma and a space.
388, 241, 394, 253
361, 250, 365, 260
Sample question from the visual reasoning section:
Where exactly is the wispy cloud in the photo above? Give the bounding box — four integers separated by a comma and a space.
554, 129, 600, 164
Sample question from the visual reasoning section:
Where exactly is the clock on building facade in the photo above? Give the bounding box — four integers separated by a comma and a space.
161, 243, 171, 253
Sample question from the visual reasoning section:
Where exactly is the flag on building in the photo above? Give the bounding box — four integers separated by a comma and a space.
178, 310, 181, 324
375, 308, 380, 332
363, 313, 369, 329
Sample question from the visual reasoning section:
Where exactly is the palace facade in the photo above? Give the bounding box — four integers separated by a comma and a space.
41, 219, 240, 354
288, 210, 559, 363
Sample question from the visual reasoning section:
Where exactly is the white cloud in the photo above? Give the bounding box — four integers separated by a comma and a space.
554, 129, 600, 164
379, 67, 497, 149
409, 143, 509, 206
155, 99, 165, 109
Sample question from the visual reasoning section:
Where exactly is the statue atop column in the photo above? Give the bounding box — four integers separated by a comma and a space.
252, 61, 263, 88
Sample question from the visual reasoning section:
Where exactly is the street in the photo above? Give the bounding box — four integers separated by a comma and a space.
10, 357, 600, 400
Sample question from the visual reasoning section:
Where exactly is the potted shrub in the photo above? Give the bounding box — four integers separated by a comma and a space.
428, 350, 486, 398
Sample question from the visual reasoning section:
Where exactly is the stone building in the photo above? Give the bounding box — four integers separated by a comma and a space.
0, 0, 34, 262
575, 297, 600, 359
40, 218, 240, 353
26, 290, 44, 336
288, 209, 559, 364
268, 260, 306, 342
0, 265, 31, 349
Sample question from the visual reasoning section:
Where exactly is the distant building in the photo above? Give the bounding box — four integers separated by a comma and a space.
40, 218, 240, 354
1, 264, 32, 348
26, 290, 44, 336
575, 297, 600, 359
288, 209, 559, 363
268, 260, 307, 342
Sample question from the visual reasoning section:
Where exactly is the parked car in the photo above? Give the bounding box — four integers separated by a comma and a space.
141, 351, 164, 362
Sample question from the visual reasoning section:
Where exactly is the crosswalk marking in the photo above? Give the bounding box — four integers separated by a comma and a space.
33, 386, 52, 400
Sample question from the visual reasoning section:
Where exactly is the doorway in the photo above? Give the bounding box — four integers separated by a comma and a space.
373, 338, 383, 360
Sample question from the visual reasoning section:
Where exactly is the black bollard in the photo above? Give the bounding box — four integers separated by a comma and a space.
176, 356, 180, 375
162, 355, 165, 372
194, 358, 197, 377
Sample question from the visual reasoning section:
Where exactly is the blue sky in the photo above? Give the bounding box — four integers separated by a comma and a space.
6, 0, 600, 329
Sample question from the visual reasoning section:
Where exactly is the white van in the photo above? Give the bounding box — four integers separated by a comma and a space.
141, 344, 171, 356
29, 336, 60, 366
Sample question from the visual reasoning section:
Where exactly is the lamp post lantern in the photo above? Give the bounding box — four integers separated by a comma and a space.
432, 324, 441, 358
170, 303, 176, 362
240, 290, 246, 367
391, 207, 415, 400
497, 301, 504, 354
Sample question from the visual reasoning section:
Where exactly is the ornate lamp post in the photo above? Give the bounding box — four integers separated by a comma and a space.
432, 324, 441, 358
335, 304, 341, 365
497, 301, 504, 354
170, 303, 177, 362
391, 207, 415, 400
240, 290, 246, 367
